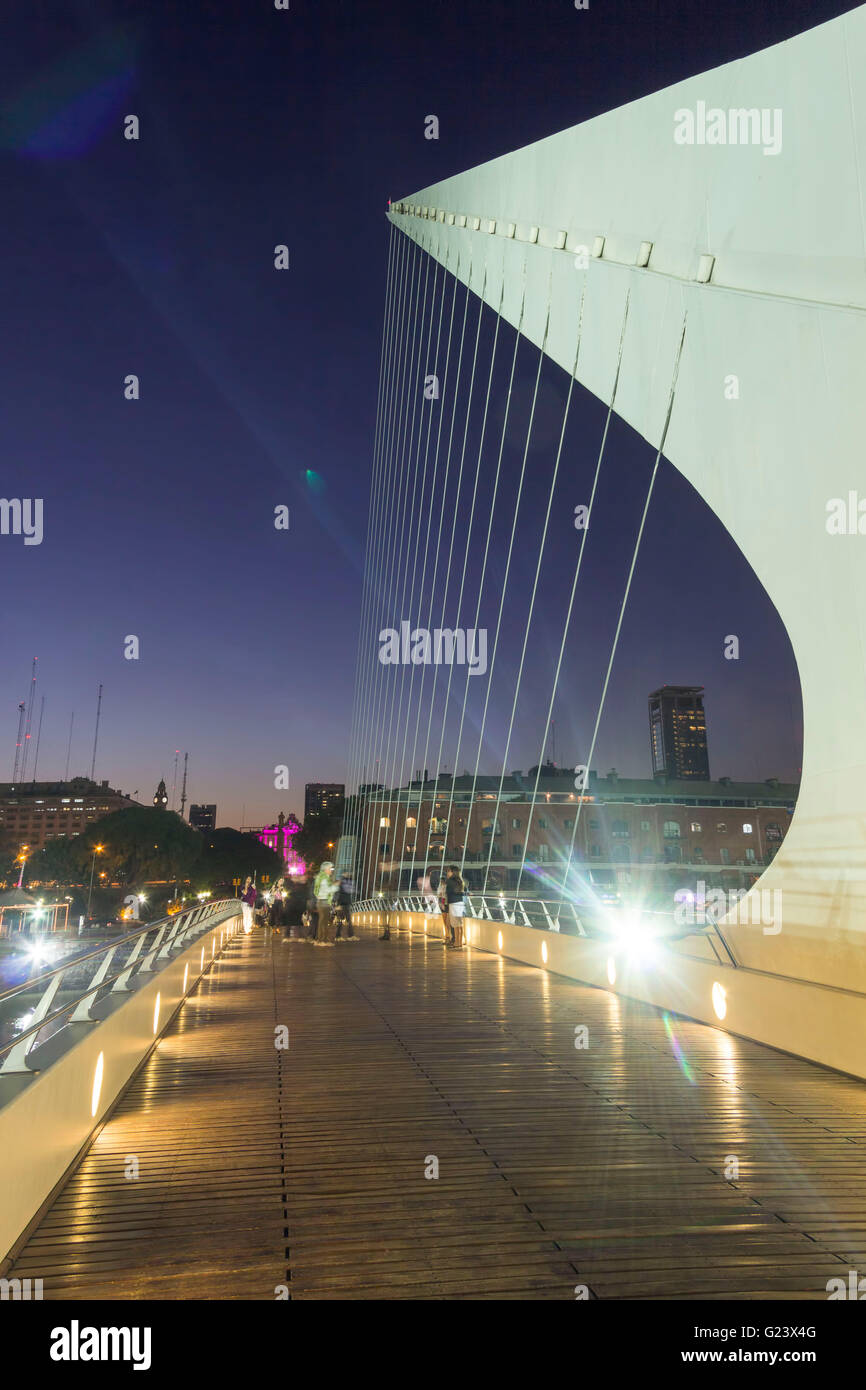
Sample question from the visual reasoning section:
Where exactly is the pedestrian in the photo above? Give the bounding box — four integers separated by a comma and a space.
254, 882, 269, 928
240, 876, 257, 933
418, 867, 439, 916
281, 873, 309, 942
437, 869, 451, 946
313, 861, 337, 947
269, 878, 286, 932
334, 871, 357, 941
444, 866, 466, 950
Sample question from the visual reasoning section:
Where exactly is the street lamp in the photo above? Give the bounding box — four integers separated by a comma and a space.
16, 846, 29, 889
86, 844, 104, 921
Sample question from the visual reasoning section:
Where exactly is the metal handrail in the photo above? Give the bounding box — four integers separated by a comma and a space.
351, 892, 737, 958
0, 898, 240, 1073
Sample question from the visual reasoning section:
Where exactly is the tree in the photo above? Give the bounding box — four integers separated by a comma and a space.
195, 828, 283, 891
80, 807, 202, 886
294, 810, 341, 867
30, 835, 91, 885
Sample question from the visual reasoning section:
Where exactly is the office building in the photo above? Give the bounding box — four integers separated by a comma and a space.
189, 804, 217, 832
304, 783, 345, 818
0, 779, 142, 855
649, 685, 710, 780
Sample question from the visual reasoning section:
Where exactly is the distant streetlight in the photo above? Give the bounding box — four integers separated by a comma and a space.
16, 845, 29, 890
86, 844, 105, 920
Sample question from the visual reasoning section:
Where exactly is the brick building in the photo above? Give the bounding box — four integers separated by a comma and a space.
356, 765, 797, 902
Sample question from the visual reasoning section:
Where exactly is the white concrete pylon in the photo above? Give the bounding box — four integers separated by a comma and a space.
387, 6, 866, 992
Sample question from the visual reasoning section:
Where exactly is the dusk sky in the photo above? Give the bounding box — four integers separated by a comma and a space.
1, 0, 843, 826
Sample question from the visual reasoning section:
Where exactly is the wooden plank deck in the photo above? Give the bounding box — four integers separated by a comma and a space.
7, 924, 866, 1299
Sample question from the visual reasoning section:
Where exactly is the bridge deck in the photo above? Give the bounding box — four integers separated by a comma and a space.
7, 926, 866, 1300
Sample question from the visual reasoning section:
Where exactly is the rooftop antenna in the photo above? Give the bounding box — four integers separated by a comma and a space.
12, 702, 25, 781
90, 683, 103, 781
20, 658, 37, 780
170, 749, 180, 810
65, 711, 74, 781
32, 696, 45, 782
179, 752, 189, 820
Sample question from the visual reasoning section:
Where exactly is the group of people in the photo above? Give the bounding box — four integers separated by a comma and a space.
239, 862, 469, 951
239, 865, 357, 946
378, 865, 467, 949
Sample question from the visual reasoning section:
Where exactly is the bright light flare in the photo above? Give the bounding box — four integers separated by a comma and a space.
712, 981, 727, 1020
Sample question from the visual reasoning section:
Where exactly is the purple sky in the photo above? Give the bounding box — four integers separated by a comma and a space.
1, 0, 838, 824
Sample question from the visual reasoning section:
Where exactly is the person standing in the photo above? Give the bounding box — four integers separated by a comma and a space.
269, 878, 286, 932
313, 861, 337, 946
334, 872, 357, 940
418, 867, 439, 917
437, 868, 452, 946
282, 873, 309, 942
240, 876, 257, 933
444, 866, 466, 950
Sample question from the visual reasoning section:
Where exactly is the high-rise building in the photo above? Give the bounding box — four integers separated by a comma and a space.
649, 686, 710, 780
189, 804, 217, 832
304, 783, 345, 818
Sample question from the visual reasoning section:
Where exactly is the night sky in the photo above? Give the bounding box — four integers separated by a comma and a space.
1, 0, 848, 825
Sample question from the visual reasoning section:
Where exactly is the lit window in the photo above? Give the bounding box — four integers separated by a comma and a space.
690, 821, 702, 833
742, 822, 753, 834
379, 817, 390, 828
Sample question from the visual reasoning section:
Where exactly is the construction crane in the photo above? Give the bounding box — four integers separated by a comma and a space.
20, 658, 37, 781
11, 702, 25, 782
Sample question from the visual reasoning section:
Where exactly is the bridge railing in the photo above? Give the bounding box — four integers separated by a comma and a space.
0, 898, 240, 1075
352, 893, 738, 963
353, 893, 590, 934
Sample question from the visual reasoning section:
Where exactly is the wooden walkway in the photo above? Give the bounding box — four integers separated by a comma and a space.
7, 925, 866, 1299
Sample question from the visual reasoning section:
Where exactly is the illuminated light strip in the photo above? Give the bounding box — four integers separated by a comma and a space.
91, 1051, 104, 1117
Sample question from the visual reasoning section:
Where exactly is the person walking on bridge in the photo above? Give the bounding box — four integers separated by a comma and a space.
313, 861, 337, 946
334, 871, 357, 940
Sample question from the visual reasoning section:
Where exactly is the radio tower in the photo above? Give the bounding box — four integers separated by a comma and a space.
11, 702, 26, 782
179, 752, 189, 821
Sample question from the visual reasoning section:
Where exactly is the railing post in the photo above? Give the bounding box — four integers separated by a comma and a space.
69, 947, 119, 1022
110, 932, 148, 991
0, 972, 64, 1074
